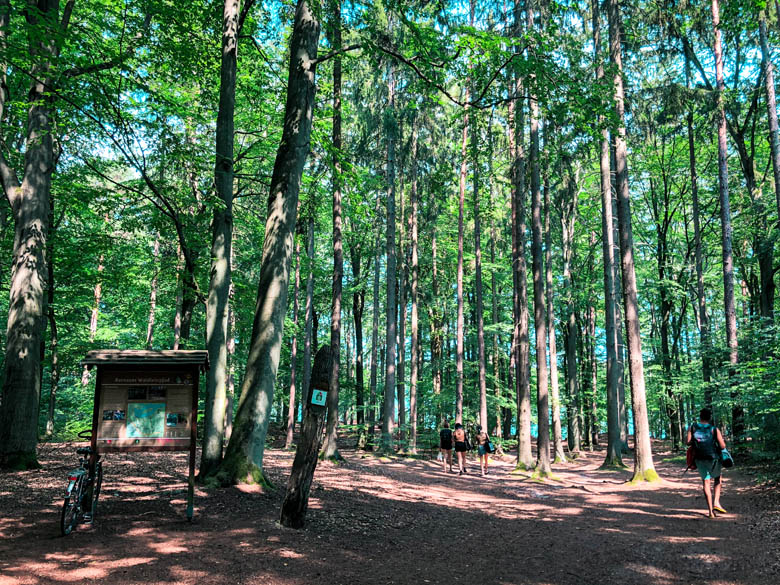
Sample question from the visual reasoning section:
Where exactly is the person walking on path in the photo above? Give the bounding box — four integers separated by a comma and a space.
687, 408, 728, 518
439, 420, 454, 473
474, 425, 490, 476
453, 423, 469, 475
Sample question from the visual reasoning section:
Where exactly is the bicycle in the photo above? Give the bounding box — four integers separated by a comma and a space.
60, 430, 103, 536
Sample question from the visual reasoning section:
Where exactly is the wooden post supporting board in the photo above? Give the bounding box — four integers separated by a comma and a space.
187, 364, 199, 521
280, 346, 332, 528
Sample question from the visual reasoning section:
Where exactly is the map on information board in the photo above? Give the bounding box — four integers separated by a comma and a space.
127, 402, 166, 438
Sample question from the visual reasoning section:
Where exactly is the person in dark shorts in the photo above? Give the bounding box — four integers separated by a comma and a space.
475, 425, 490, 476
439, 420, 454, 473
453, 423, 468, 475
687, 408, 728, 518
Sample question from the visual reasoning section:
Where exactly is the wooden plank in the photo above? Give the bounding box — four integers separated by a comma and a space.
82, 350, 209, 369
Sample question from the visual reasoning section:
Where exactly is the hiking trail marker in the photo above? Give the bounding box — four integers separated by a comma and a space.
310, 388, 327, 408
81, 350, 209, 521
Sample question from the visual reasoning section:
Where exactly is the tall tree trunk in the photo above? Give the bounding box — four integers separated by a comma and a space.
594, 0, 623, 467
588, 296, 599, 449
179, 253, 197, 347
456, 70, 469, 425
527, 0, 551, 476
561, 173, 580, 455
760, 10, 780, 227
579, 315, 591, 450
146, 242, 159, 349
409, 125, 419, 453
465, 0, 488, 434
397, 262, 407, 445
488, 126, 503, 445
173, 245, 184, 350
45, 199, 58, 438
397, 178, 407, 446
225, 288, 236, 442
608, 0, 657, 481
201, 0, 245, 477
352, 247, 366, 448
286, 239, 302, 449
545, 159, 565, 463
430, 223, 443, 413
322, 0, 343, 460
302, 213, 315, 402
212, 0, 320, 484
653, 180, 681, 452
0, 0, 69, 470
81, 254, 104, 385
381, 57, 398, 451
367, 196, 381, 449
712, 0, 742, 440
510, 1, 533, 469
610, 156, 629, 453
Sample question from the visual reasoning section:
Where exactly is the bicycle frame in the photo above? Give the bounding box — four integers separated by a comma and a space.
64, 468, 87, 498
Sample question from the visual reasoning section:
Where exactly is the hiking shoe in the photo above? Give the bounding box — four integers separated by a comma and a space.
713, 505, 727, 514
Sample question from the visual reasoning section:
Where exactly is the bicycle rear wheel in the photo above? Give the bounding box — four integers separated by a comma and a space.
60, 477, 83, 536
90, 462, 103, 519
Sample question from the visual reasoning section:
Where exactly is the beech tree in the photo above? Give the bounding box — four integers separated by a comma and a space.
212, 0, 321, 484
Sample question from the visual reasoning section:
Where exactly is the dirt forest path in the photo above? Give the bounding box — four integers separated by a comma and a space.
1, 442, 778, 585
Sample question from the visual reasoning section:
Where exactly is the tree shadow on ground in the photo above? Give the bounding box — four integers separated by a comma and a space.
0, 444, 773, 585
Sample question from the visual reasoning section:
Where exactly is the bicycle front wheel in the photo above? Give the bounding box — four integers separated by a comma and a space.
90, 462, 103, 519
60, 478, 83, 536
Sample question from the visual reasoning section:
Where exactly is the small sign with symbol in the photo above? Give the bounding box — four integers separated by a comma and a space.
311, 389, 327, 407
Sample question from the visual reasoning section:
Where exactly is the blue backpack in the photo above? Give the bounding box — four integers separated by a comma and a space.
692, 423, 718, 460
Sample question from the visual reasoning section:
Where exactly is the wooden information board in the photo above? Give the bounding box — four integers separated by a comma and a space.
82, 350, 209, 520
96, 370, 195, 451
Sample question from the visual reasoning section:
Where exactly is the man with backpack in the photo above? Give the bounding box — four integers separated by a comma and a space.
687, 408, 728, 518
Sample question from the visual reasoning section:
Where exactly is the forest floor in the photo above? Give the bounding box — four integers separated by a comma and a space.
1, 438, 778, 585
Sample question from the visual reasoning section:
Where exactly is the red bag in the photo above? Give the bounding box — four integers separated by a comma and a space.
686, 445, 696, 470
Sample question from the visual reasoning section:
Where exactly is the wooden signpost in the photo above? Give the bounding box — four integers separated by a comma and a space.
280, 346, 332, 528
81, 350, 209, 520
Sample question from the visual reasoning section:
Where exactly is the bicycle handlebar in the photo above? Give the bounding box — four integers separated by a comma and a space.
77, 429, 93, 440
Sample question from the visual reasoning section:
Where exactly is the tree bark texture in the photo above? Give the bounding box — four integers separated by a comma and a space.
201, 0, 241, 477
0, 0, 67, 469
712, 0, 742, 439
322, 0, 343, 461
280, 346, 331, 528
527, 0, 551, 476
594, 0, 623, 467
286, 240, 302, 449
608, 0, 657, 481
214, 0, 320, 484
409, 125, 420, 453
381, 57, 397, 451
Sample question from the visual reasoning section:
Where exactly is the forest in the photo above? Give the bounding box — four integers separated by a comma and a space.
1, 0, 780, 514
3, 0, 780, 583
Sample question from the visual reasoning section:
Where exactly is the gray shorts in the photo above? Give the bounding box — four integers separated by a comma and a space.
695, 458, 722, 480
